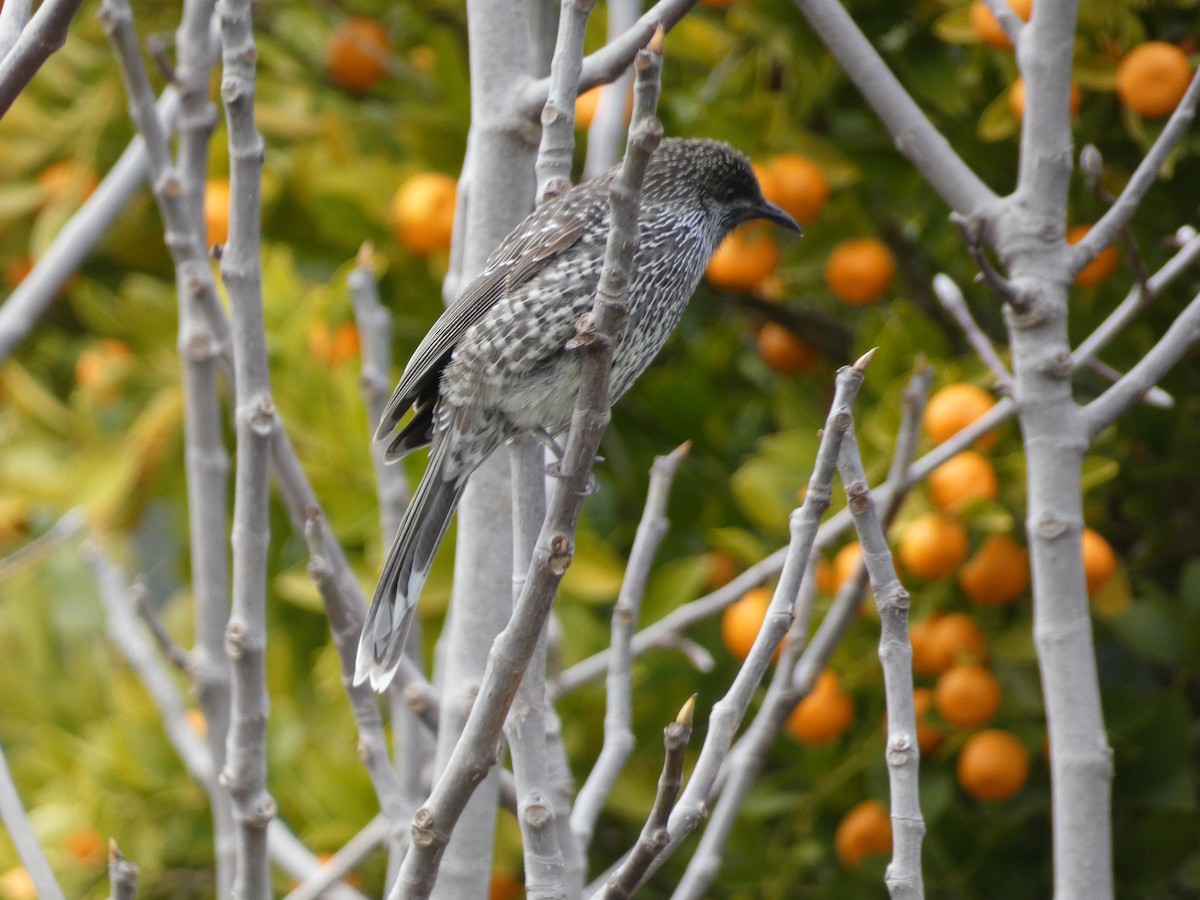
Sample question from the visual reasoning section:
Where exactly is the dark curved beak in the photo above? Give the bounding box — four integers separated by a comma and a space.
750, 199, 802, 234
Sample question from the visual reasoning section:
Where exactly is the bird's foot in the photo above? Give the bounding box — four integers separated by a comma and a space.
544, 459, 600, 496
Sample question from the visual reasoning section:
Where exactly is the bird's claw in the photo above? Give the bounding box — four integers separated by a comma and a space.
544, 460, 600, 496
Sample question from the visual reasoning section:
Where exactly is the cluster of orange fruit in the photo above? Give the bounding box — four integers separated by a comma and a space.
716, 378, 1122, 863
972, 0, 1194, 122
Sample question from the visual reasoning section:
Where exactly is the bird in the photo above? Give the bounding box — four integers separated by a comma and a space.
354, 137, 800, 690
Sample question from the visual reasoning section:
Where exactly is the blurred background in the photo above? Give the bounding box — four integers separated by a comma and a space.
1, 0, 1199, 896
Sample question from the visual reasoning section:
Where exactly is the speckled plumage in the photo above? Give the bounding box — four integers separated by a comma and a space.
354, 138, 800, 690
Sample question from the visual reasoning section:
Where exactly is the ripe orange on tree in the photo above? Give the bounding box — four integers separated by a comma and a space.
834, 799, 892, 867
825, 237, 895, 306
786, 670, 855, 744
924, 612, 988, 673
927, 450, 998, 510
706, 225, 780, 291
37, 160, 98, 206
832, 541, 863, 592
326, 17, 392, 94
1067, 225, 1119, 287
721, 587, 776, 661
934, 663, 1002, 728
909, 615, 943, 677
969, 0, 1032, 50
64, 827, 106, 867
924, 382, 997, 448
392, 172, 457, 255
204, 178, 231, 247
1081, 527, 1117, 595
706, 550, 739, 590
75, 338, 133, 394
756, 322, 816, 374
1008, 77, 1082, 121
957, 729, 1030, 801
574, 84, 632, 129
897, 513, 969, 580
959, 534, 1029, 605
489, 871, 524, 900
762, 153, 829, 224
911, 686, 945, 752
1116, 42, 1193, 119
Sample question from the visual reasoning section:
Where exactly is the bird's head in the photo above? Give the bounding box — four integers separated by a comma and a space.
643, 138, 801, 237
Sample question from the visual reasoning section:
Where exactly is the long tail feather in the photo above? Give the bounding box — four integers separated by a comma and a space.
354, 441, 467, 691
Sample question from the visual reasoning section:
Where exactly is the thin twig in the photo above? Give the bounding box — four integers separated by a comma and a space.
88, 541, 366, 900
979, 0, 1024, 46
838, 424, 924, 899
1084, 289, 1200, 438
0, 0, 86, 118
304, 513, 412, 838
792, 0, 996, 217
107, 842, 138, 900
0, 743, 66, 900
950, 212, 1027, 310
133, 580, 193, 672
0, 508, 85, 581
0, 89, 180, 363
0, 0, 33, 60
1081, 358, 1173, 409
1071, 68, 1200, 273
1072, 225, 1200, 371
598, 697, 695, 899
534, 0, 596, 202
624, 352, 873, 890
572, 442, 689, 851
932, 274, 1013, 394
283, 815, 390, 900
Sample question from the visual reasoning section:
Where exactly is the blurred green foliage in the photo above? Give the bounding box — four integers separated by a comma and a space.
1, 0, 1199, 897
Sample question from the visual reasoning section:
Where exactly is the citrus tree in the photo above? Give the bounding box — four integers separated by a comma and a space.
1, 0, 1199, 899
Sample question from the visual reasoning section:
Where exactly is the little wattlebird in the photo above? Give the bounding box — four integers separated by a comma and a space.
354, 137, 800, 690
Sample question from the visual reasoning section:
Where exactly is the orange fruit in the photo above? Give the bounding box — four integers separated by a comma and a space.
37, 160, 98, 206
75, 339, 132, 392
706, 225, 780, 291
0, 867, 36, 900
706, 550, 739, 590
489, 872, 524, 900
1081, 527, 1117, 595
326, 17, 392, 93
1067, 225, 1119, 287
721, 587, 773, 661
927, 451, 999, 510
1116, 42, 1193, 118
897, 513, 969, 580
204, 178, 231, 247
187, 708, 208, 737
934, 664, 1002, 728
4, 256, 33, 289
909, 615, 944, 676
825, 237, 895, 306
814, 556, 836, 594
959, 534, 1029, 605
575, 86, 602, 128
957, 729, 1030, 801
924, 383, 997, 448
65, 827, 105, 866
969, 0, 1033, 50
763, 153, 830, 224
786, 670, 855, 744
756, 323, 816, 374
574, 84, 632, 129
911, 686, 945, 752
832, 541, 863, 592
834, 800, 892, 867
1008, 77, 1082, 121
925, 612, 988, 672
392, 172, 457, 255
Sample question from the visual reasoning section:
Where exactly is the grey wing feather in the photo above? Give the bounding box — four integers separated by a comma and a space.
374, 204, 597, 445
